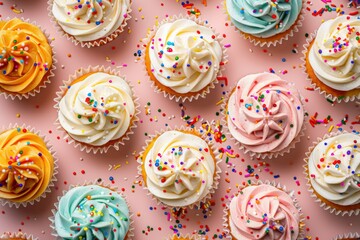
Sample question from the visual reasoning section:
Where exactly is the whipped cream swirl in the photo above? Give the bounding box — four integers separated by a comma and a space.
148, 19, 222, 94
58, 72, 135, 146
143, 130, 216, 207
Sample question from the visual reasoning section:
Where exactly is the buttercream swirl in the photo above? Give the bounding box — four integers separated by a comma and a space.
0, 128, 54, 203
54, 185, 130, 240
308, 133, 360, 206
148, 19, 222, 94
227, 73, 304, 154
0, 18, 53, 94
229, 184, 300, 240
142, 130, 216, 207
58, 72, 135, 147
226, 0, 302, 38
52, 0, 130, 42
309, 15, 360, 91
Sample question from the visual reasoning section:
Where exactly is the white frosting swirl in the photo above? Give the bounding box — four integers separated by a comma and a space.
308, 133, 360, 206
52, 0, 130, 42
148, 19, 223, 94
143, 130, 216, 207
309, 15, 360, 91
58, 72, 135, 146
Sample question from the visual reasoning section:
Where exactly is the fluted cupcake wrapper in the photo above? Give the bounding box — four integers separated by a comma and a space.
53, 65, 140, 154
333, 232, 360, 240
0, 17, 57, 100
0, 232, 38, 240
222, 0, 305, 48
222, 180, 305, 240
47, 0, 132, 48
137, 125, 222, 210
0, 123, 58, 208
303, 130, 360, 216
220, 76, 306, 160
301, 32, 360, 103
167, 233, 202, 240
141, 14, 228, 102
49, 180, 135, 240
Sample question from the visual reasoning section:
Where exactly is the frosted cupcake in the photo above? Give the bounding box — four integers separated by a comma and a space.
224, 182, 303, 239
50, 0, 131, 47
0, 18, 54, 99
225, 72, 305, 159
139, 128, 221, 209
225, 0, 304, 47
304, 15, 360, 102
145, 16, 224, 102
51, 184, 132, 239
0, 126, 56, 207
305, 132, 360, 215
55, 66, 139, 154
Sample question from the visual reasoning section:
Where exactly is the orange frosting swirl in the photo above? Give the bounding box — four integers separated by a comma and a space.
0, 18, 53, 94
0, 127, 54, 203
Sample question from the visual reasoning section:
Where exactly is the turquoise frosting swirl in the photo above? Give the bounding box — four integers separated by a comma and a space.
226, 0, 302, 38
54, 185, 130, 240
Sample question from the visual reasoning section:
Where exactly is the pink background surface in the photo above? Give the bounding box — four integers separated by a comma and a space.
0, 0, 359, 239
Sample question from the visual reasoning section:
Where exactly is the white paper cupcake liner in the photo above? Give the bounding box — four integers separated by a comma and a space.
49, 180, 134, 240
167, 234, 202, 240
222, 180, 305, 240
137, 126, 222, 210
0, 17, 57, 100
53, 65, 140, 154
303, 130, 360, 216
0, 123, 58, 208
221, 76, 306, 160
0, 232, 38, 240
142, 14, 228, 102
222, 0, 305, 47
47, 0, 132, 48
333, 232, 360, 240
301, 32, 360, 103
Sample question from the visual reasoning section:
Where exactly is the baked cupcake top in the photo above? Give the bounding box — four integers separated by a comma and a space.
0, 232, 33, 240
227, 72, 304, 154
52, 0, 130, 42
142, 130, 216, 207
54, 185, 130, 240
308, 15, 360, 91
0, 127, 54, 203
0, 18, 52, 94
226, 0, 302, 38
228, 184, 300, 240
58, 72, 136, 147
308, 133, 360, 206
148, 18, 222, 94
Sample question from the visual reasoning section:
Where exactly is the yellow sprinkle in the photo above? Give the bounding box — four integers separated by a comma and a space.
16, 113, 20, 118
216, 97, 224, 106
84, 227, 88, 231
328, 125, 334, 133
138, 7, 142, 12
114, 164, 121, 170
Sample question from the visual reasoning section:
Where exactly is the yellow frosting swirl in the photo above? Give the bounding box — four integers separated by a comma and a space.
0, 18, 53, 94
0, 127, 54, 203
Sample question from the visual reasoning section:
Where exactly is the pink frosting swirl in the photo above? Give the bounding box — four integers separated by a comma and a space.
229, 184, 300, 240
227, 73, 304, 154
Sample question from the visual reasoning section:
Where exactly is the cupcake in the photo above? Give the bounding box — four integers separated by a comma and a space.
0, 126, 57, 207
225, 0, 304, 47
49, 0, 131, 48
224, 181, 303, 239
304, 15, 360, 102
305, 132, 360, 216
144, 16, 224, 102
333, 233, 360, 240
55, 66, 139, 154
0, 232, 36, 240
51, 183, 132, 239
139, 128, 221, 209
225, 72, 305, 159
0, 18, 54, 99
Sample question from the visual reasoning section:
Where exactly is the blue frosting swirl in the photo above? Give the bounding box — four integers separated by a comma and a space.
226, 0, 302, 38
54, 185, 130, 240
